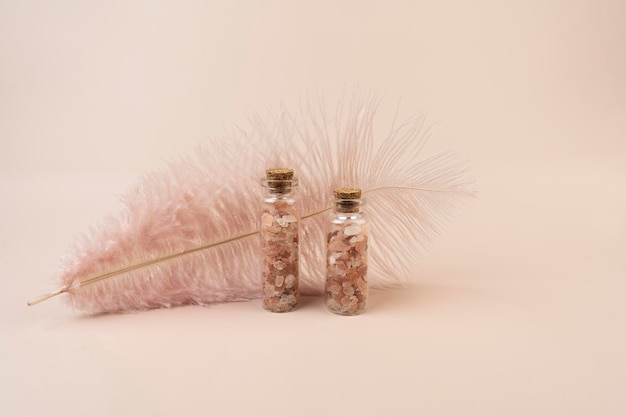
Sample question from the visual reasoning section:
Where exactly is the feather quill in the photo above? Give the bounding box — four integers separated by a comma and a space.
28, 94, 476, 313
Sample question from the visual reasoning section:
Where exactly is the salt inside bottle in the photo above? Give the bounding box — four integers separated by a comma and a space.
260, 168, 299, 312
325, 187, 368, 315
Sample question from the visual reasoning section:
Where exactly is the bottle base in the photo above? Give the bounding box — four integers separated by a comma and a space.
262, 303, 298, 313
326, 308, 367, 316
325, 298, 367, 316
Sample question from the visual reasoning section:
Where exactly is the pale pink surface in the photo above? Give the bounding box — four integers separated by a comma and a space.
2, 1, 625, 417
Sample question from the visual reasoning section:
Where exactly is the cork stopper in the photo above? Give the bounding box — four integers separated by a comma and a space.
334, 187, 362, 199
266, 168, 294, 181
263, 168, 297, 193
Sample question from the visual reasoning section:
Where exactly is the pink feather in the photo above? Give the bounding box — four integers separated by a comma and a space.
29, 94, 476, 314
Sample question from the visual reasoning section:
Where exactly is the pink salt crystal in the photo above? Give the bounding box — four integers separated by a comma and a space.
275, 275, 285, 287
261, 168, 299, 313
328, 239, 349, 252
344, 225, 362, 236
285, 274, 296, 288
261, 213, 274, 227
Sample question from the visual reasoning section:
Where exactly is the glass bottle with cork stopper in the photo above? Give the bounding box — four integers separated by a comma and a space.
325, 187, 368, 315
260, 168, 299, 312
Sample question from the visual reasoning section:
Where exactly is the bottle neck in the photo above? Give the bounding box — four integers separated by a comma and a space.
264, 186, 294, 198
331, 198, 364, 214
261, 177, 298, 197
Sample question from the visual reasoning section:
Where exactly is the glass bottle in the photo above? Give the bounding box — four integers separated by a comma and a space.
325, 187, 368, 315
260, 168, 299, 312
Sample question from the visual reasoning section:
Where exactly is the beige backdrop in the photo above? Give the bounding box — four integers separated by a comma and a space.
1, 1, 625, 416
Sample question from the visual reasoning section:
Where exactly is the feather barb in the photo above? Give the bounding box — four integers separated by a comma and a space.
27, 95, 477, 313
26, 185, 473, 307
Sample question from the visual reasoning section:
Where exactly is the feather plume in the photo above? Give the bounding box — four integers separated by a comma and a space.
28, 94, 476, 313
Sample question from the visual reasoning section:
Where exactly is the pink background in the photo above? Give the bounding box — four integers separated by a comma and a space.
1, 1, 625, 416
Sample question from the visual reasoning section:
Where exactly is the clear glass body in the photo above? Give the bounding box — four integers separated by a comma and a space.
260, 181, 299, 312
325, 199, 368, 315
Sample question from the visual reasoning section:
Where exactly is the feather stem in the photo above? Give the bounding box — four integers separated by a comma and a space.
27, 185, 473, 306
27, 285, 70, 306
